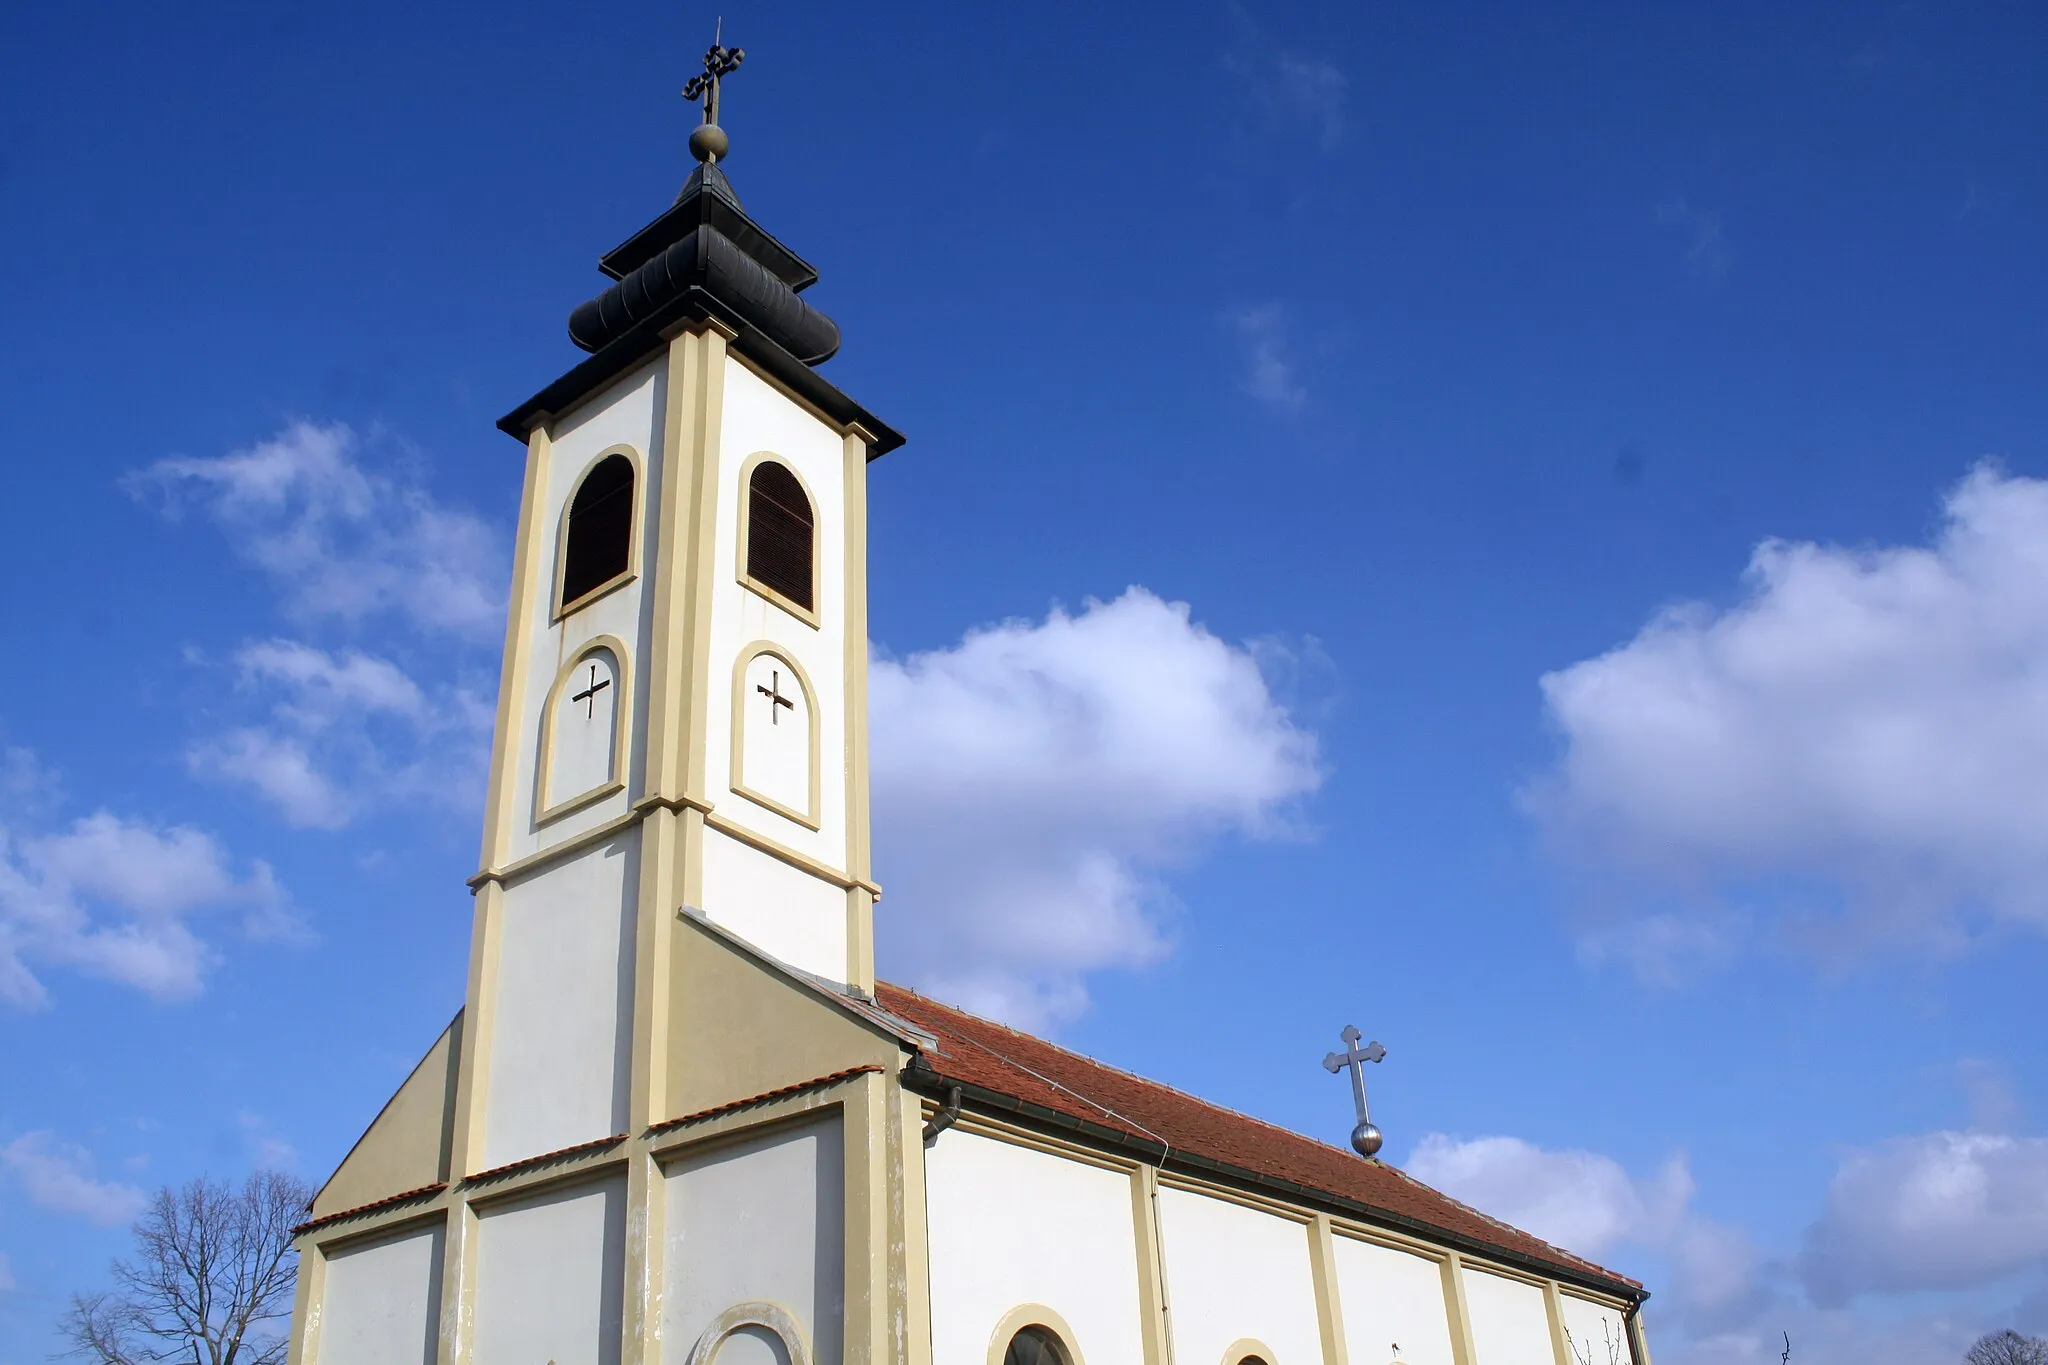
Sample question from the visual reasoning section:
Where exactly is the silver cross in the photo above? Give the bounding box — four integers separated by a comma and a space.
1324, 1024, 1387, 1157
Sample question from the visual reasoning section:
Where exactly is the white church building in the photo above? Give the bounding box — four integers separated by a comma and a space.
285, 56, 1653, 1365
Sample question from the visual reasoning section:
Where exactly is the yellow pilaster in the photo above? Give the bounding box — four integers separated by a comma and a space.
840, 427, 876, 990
843, 1071, 892, 1365
438, 1203, 481, 1365
1309, 1214, 1349, 1365
621, 1147, 664, 1365
1130, 1164, 1174, 1365
1440, 1253, 1480, 1365
896, 1083, 934, 1365
1544, 1280, 1574, 1365
477, 424, 552, 873
284, 1236, 327, 1365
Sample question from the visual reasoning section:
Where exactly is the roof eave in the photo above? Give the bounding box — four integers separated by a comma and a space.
900, 1057, 1647, 1306
497, 288, 904, 457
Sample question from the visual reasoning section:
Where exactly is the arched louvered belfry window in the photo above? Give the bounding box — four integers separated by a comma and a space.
560, 452, 635, 610
745, 460, 815, 613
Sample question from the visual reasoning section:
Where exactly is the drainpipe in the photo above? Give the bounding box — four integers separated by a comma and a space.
920, 1085, 963, 1144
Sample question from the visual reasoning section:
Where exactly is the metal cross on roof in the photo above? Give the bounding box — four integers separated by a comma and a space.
681, 21, 745, 164
1324, 1024, 1387, 1158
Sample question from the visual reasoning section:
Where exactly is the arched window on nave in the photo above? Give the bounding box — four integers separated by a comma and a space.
1002, 1325, 1070, 1365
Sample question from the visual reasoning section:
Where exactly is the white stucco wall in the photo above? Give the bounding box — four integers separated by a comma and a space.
1155, 1186, 1325, 1365
703, 363, 847, 856
318, 1223, 442, 1365
1331, 1236, 1456, 1365
1462, 1269, 1554, 1365
1557, 1294, 1631, 1365
697, 833, 847, 982
482, 832, 637, 1167
661, 1117, 845, 1365
507, 358, 663, 865
696, 361, 855, 982
473, 1177, 626, 1365
925, 1131, 1146, 1365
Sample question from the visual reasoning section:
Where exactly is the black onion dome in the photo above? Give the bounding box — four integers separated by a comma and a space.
567, 164, 839, 365
501, 161, 900, 455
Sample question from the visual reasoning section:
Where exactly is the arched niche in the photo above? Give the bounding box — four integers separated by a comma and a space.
538, 638, 629, 821
730, 643, 819, 829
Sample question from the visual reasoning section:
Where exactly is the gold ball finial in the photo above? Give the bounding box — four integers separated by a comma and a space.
682, 34, 744, 165
689, 123, 729, 163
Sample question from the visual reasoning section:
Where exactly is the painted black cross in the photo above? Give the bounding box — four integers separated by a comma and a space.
571, 663, 611, 719
756, 669, 794, 725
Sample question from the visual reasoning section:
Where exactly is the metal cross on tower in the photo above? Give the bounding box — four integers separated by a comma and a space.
681, 22, 745, 164
571, 663, 611, 719
1324, 1024, 1387, 1158
756, 669, 795, 724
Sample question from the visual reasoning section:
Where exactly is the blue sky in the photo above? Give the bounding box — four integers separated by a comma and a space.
3, 2, 2046, 1361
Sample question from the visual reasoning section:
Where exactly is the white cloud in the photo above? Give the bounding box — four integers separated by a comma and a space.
236, 1112, 299, 1171
128, 420, 505, 638
235, 640, 428, 727
0, 802, 288, 1009
1228, 303, 1307, 412
1, 1132, 146, 1226
1407, 1133, 1692, 1259
1527, 465, 2048, 977
1413, 1124, 2048, 1361
190, 729, 353, 830
129, 422, 504, 830
1802, 1131, 2048, 1305
870, 589, 1320, 1030
188, 642, 491, 829
1407, 1133, 1774, 1335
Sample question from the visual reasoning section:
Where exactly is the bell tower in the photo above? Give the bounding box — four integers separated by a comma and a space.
456, 48, 902, 1176
289, 54, 927, 1365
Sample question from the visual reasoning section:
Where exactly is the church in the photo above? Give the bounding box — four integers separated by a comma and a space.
284, 47, 1653, 1365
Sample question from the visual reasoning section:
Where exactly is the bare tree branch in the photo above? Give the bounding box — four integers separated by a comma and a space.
59, 1171, 311, 1365
1967, 1330, 2048, 1365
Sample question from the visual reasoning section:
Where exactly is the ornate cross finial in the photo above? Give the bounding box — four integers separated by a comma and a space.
1323, 1024, 1387, 1158
682, 21, 745, 164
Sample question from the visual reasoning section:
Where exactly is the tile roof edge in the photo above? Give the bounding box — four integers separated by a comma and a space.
882, 981, 1643, 1298
292, 1182, 447, 1238
647, 1065, 885, 1135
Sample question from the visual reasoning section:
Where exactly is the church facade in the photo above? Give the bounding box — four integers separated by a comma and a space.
284, 77, 1653, 1365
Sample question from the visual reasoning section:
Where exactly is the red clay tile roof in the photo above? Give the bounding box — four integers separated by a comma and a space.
464, 1132, 628, 1187
876, 982, 1641, 1297
293, 1182, 446, 1238
648, 1066, 884, 1135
